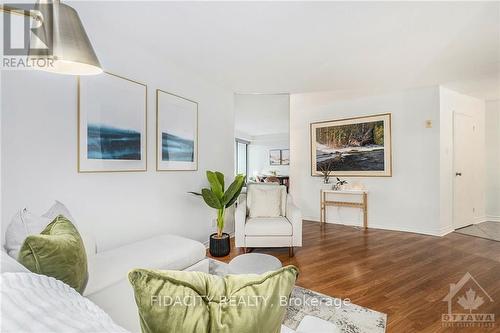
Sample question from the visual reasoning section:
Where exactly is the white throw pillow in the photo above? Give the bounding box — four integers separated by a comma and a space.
42, 200, 76, 225
4, 208, 51, 259
4, 201, 96, 260
248, 187, 282, 217
43, 201, 96, 257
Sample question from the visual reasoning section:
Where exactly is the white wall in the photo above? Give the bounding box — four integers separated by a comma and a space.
234, 94, 290, 136
439, 88, 486, 233
248, 133, 289, 178
485, 100, 500, 220
290, 86, 443, 235
1, 48, 234, 251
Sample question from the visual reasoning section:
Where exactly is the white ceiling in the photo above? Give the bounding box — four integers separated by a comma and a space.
73, 1, 500, 100
235, 94, 290, 136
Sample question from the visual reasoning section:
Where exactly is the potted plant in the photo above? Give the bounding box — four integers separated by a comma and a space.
318, 162, 333, 184
190, 171, 245, 257
318, 153, 344, 186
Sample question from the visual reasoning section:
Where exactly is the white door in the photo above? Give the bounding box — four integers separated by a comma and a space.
453, 113, 475, 229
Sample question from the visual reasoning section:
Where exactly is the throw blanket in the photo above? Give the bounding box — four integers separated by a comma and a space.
1, 272, 128, 333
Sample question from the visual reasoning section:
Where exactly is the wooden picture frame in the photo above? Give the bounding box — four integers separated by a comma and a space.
78, 72, 147, 173
310, 113, 392, 177
156, 89, 198, 171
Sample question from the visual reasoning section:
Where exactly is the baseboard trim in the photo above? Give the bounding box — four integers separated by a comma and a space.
472, 216, 500, 224
439, 226, 455, 237
367, 224, 442, 237
474, 216, 487, 224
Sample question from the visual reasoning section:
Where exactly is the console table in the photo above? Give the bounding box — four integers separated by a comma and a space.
320, 189, 368, 229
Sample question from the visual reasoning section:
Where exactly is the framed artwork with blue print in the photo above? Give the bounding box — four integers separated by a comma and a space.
156, 89, 198, 171
78, 72, 147, 172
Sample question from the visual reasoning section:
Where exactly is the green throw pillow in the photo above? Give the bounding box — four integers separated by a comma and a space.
18, 215, 88, 294
128, 266, 299, 333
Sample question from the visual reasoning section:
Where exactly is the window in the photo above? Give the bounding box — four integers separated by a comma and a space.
235, 139, 249, 177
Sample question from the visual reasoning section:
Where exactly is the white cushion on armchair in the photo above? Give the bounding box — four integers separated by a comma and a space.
248, 187, 282, 217
247, 183, 287, 216
245, 217, 292, 236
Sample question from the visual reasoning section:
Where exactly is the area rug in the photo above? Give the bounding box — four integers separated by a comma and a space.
208, 259, 387, 333
455, 221, 500, 242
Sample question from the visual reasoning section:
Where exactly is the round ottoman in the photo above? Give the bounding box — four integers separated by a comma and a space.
227, 253, 282, 274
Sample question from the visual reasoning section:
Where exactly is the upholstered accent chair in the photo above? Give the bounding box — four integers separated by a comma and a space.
235, 184, 302, 256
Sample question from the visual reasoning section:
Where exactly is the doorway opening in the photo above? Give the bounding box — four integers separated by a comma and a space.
234, 93, 290, 191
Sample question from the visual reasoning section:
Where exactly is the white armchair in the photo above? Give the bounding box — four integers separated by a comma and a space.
235, 184, 302, 256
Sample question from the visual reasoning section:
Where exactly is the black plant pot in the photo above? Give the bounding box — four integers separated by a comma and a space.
209, 233, 230, 257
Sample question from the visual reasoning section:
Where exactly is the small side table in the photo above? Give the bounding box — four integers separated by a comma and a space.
320, 189, 368, 229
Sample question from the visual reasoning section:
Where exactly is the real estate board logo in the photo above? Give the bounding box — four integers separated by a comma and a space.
2, 3, 53, 69
442, 272, 495, 328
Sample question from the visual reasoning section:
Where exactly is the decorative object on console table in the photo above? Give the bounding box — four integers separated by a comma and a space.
78, 72, 147, 172
332, 177, 348, 190
318, 158, 335, 184
190, 171, 245, 257
311, 113, 392, 177
156, 89, 198, 171
320, 189, 368, 229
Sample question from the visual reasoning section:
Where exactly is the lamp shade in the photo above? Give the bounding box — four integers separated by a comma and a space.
29, 1, 102, 75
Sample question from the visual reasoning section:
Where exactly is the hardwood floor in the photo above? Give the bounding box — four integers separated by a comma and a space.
208, 221, 500, 332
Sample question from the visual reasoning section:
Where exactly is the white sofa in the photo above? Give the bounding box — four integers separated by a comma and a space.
2, 241, 338, 333
84, 234, 208, 332
2, 202, 335, 332
235, 184, 302, 255
82, 234, 338, 333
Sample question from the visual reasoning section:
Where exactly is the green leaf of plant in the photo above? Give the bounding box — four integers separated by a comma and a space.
201, 188, 222, 209
206, 171, 223, 199
215, 171, 225, 191
222, 174, 245, 207
225, 186, 243, 208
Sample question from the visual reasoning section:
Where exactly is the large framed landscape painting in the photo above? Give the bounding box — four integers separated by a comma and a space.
311, 113, 392, 177
156, 89, 198, 171
78, 72, 147, 172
